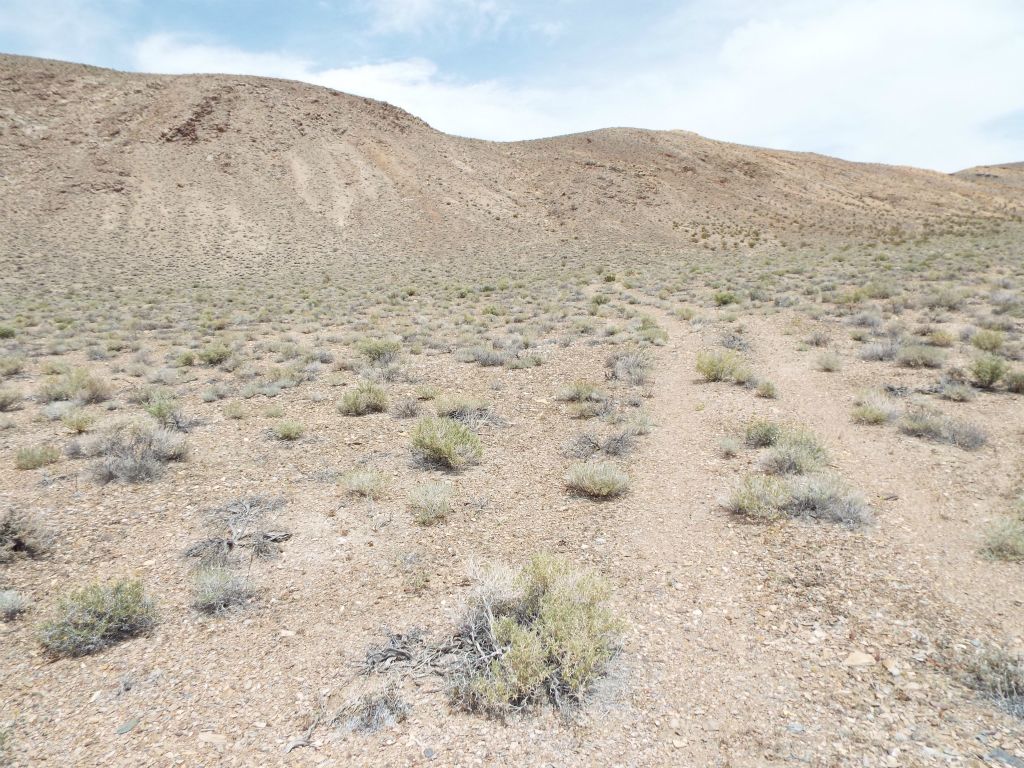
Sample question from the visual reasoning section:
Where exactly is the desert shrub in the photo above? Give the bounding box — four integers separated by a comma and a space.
391, 397, 421, 418
38, 578, 156, 657
0, 325, 13, 338
0, 387, 21, 412
223, 401, 245, 419
342, 469, 387, 499
719, 437, 740, 458
755, 380, 777, 399
459, 346, 507, 367
565, 461, 629, 498
415, 385, 439, 401
556, 381, 607, 403
0, 590, 30, 621
334, 685, 410, 733
38, 368, 112, 404
970, 354, 1007, 389
0, 355, 25, 377
860, 340, 901, 361
408, 482, 453, 525
435, 395, 493, 425
760, 430, 827, 475
449, 555, 621, 716
338, 381, 388, 416
927, 329, 955, 347
981, 518, 1024, 562
411, 417, 482, 469
960, 645, 1024, 718
599, 428, 638, 457
272, 420, 304, 440
15, 444, 61, 470
695, 349, 741, 382
0, 509, 53, 562
61, 408, 96, 434
191, 566, 254, 614
971, 329, 1004, 353
940, 381, 976, 402
897, 345, 945, 369
723, 475, 791, 521
745, 420, 781, 447
713, 291, 739, 306
358, 338, 402, 366
786, 475, 868, 525
606, 349, 653, 385
563, 432, 601, 459
851, 392, 899, 425
198, 341, 232, 366
806, 330, 831, 347
924, 290, 963, 310
1006, 370, 1024, 394
816, 351, 842, 372
84, 417, 187, 483
899, 405, 987, 450
186, 495, 289, 565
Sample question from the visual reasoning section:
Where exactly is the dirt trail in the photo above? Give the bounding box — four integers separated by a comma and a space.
608, 305, 1024, 766
612, 307, 793, 764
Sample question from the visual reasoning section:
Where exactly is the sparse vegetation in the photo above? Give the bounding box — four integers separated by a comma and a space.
899, 405, 987, 450
191, 566, 254, 614
448, 555, 621, 716
338, 381, 388, 415
408, 482, 453, 525
38, 578, 157, 657
0, 589, 30, 621
84, 417, 187, 483
565, 460, 629, 497
411, 417, 482, 469
15, 444, 61, 470
0, 509, 53, 561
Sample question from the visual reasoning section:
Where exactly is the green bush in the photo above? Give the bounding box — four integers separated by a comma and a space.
744, 420, 781, 447
723, 475, 791, 521
971, 329, 1004, 352
970, 354, 1007, 389
695, 350, 742, 382
450, 554, 621, 716
192, 567, 254, 614
408, 482, 453, 525
897, 345, 946, 369
0, 388, 21, 412
198, 341, 232, 366
272, 420, 304, 440
981, 518, 1024, 562
38, 368, 112, 404
565, 461, 629, 498
411, 417, 482, 469
15, 444, 61, 470
38, 578, 156, 657
760, 429, 827, 475
358, 338, 402, 366
338, 381, 388, 416
342, 468, 388, 499
1005, 370, 1024, 394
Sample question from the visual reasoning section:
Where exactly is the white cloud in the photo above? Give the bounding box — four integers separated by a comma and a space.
0, 0, 124, 61
361, 0, 510, 35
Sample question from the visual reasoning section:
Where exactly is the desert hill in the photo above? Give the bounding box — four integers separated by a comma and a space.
2, 51, 1022, 280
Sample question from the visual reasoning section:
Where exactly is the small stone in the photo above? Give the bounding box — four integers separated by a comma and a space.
843, 651, 875, 667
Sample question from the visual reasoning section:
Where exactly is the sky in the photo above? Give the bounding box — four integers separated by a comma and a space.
1, 0, 1022, 171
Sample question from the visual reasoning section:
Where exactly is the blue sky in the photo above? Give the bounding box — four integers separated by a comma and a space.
2, 0, 1023, 171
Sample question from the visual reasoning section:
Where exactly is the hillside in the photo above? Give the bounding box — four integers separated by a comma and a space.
2, 52, 1022, 277
2, 53, 1024, 768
